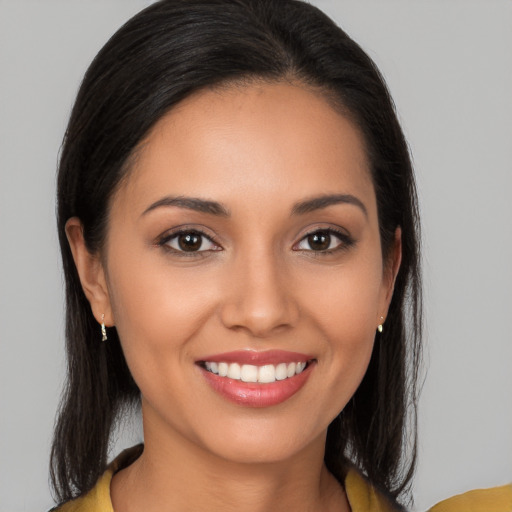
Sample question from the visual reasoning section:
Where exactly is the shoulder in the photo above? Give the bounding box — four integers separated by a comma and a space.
427, 483, 512, 512
344, 469, 405, 512
49, 444, 143, 512
344, 469, 512, 512
48, 470, 114, 512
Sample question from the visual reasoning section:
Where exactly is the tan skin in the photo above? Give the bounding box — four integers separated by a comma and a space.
67, 82, 401, 512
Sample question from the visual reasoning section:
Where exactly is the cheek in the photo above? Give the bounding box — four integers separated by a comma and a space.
299, 258, 383, 409
105, 253, 220, 381
304, 255, 383, 341
318, 309, 376, 424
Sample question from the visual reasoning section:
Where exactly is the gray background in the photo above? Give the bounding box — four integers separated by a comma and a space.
1, 1, 511, 510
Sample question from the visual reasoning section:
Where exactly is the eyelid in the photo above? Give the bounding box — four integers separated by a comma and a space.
156, 226, 222, 255
154, 224, 354, 256
293, 226, 354, 252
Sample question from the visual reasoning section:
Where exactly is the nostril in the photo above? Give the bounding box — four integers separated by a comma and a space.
218, 299, 299, 338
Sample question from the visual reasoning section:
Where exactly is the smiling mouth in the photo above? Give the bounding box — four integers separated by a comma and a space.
197, 352, 316, 407
199, 360, 314, 383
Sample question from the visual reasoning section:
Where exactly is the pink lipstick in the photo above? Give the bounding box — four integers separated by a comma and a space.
197, 350, 315, 407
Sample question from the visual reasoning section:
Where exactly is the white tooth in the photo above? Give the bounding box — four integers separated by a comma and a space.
258, 364, 276, 383
296, 361, 306, 374
205, 362, 211, 371
209, 362, 219, 374
275, 363, 288, 381
287, 362, 296, 378
241, 364, 258, 382
218, 362, 228, 377
227, 362, 241, 380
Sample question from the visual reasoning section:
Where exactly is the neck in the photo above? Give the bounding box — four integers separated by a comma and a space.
111, 413, 349, 512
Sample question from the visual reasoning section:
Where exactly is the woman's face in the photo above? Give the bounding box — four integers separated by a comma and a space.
98, 82, 398, 463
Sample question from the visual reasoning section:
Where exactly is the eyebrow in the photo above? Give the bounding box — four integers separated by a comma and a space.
142, 196, 230, 217
141, 193, 367, 218
291, 194, 368, 217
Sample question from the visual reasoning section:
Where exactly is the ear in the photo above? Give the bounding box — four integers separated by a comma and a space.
65, 217, 114, 326
378, 227, 402, 325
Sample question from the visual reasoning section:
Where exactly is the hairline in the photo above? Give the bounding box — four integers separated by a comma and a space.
102, 74, 379, 254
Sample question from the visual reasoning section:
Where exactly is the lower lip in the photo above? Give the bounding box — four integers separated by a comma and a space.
200, 363, 314, 408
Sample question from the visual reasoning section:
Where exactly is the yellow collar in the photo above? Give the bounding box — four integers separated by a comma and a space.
54, 445, 512, 512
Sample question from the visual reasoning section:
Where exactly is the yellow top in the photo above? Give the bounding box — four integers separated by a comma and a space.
51, 446, 512, 512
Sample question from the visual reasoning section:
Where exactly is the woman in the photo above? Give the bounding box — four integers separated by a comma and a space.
49, 1, 511, 511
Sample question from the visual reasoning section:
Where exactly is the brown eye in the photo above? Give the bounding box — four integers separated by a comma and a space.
307, 232, 331, 251
295, 229, 351, 253
163, 230, 218, 253
178, 233, 202, 251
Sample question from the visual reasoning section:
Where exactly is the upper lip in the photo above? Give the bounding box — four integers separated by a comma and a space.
197, 349, 314, 366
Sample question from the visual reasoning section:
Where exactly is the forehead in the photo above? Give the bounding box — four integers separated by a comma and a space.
115, 81, 375, 218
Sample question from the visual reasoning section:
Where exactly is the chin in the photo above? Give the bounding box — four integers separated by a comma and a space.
193, 414, 327, 466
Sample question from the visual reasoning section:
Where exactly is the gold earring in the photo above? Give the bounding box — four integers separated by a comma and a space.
377, 316, 384, 333
101, 314, 107, 341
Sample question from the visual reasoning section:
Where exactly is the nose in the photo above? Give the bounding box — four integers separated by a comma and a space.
219, 248, 299, 338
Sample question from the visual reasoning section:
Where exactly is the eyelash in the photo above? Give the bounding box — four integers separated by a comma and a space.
156, 227, 354, 257
294, 227, 355, 256
157, 228, 221, 258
